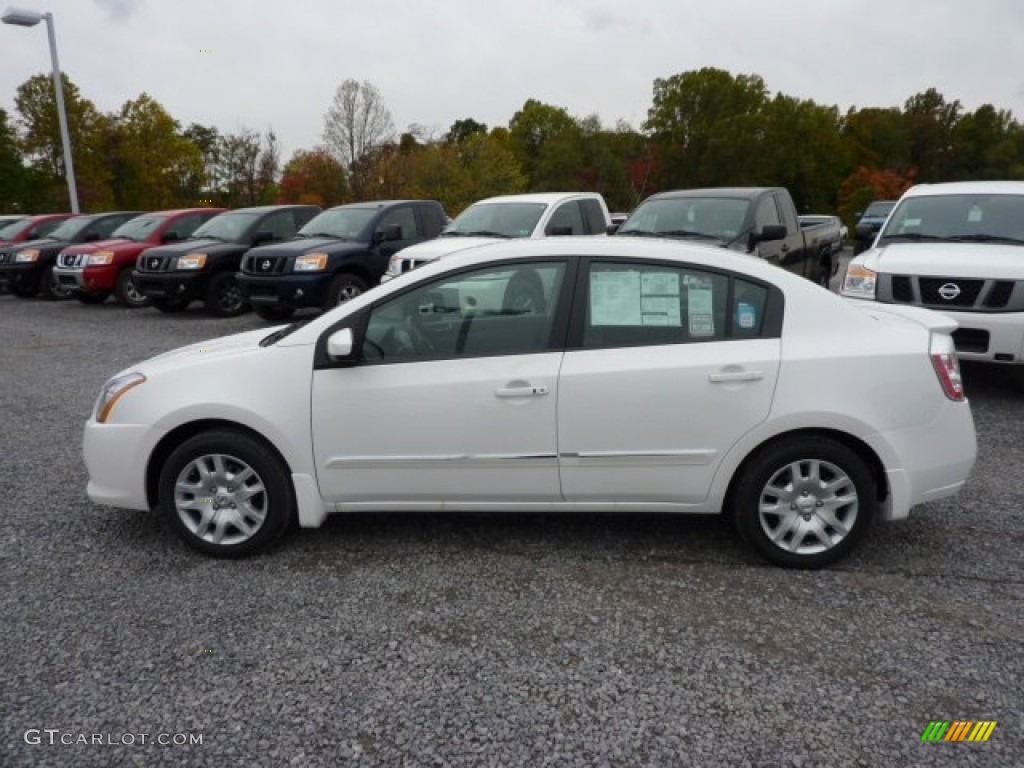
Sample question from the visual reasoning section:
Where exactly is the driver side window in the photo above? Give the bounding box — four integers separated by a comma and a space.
362, 261, 566, 363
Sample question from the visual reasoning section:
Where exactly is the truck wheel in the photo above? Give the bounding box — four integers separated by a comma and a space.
326, 273, 367, 309
75, 291, 110, 305
153, 297, 189, 313
114, 269, 151, 308
158, 429, 296, 558
206, 272, 248, 317
732, 436, 876, 569
819, 251, 832, 288
40, 266, 73, 300
255, 306, 296, 323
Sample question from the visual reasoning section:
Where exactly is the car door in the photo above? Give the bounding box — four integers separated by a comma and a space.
369, 206, 420, 278
311, 259, 572, 505
557, 258, 782, 504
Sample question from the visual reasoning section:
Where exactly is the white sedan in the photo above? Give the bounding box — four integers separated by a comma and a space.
84, 238, 976, 568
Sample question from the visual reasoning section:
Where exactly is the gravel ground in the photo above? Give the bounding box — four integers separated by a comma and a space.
1, 292, 1021, 768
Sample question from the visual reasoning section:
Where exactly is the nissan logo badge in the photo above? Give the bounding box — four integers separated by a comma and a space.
150, 258, 159, 269
261, 259, 271, 271
938, 282, 961, 301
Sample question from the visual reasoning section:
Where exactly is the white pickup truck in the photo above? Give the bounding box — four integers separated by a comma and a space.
383, 192, 611, 279
841, 181, 1024, 363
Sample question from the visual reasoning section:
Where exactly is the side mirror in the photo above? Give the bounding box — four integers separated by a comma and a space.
374, 224, 403, 243
161, 231, 180, 244
606, 223, 621, 235
548, 225, 573, 236
252, 230, 274, 246
326, 328, 355, 359
750, 224, 787, 248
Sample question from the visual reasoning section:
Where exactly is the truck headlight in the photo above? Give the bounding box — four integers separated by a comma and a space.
15, 249, 39, 263
294, 252, 328, 272
94, 372, 147, 423
841, 264, 878, 299
178, 253, 207, 270
88, 251, 115, 266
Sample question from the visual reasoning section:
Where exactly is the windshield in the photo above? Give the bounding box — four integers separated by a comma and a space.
863, 201, 897, 218
880, 194, 1024, 244
445, 202, 546, 238
298, 207, 376, 239
618, 197, 749, 241
47, 217, 94, 241
112, 214, 166, 241
0, 218, 30, 240
192, 211, 259, 241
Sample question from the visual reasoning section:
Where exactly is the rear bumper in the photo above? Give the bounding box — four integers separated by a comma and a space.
133, 271, 208, 302
238, 273, 330, 308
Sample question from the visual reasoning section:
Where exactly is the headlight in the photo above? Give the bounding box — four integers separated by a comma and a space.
385, 255, 403, 276
841, 264, 877, 299
294, 252, 328, 271
178, 253, 207, 270
94, 372, 147, 423
15, 249, 39, 263
88, 251, 115, 266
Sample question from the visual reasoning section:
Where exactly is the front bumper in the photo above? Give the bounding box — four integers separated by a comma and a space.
0, 262, 43, 290
83, 419, 166, 511
52, 265, 87, 291
133, 271, 209, 302
237, 273, 330, 309
940, 309, 1024, 363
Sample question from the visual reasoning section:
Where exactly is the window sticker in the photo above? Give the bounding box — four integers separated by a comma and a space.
686, 277, 715, 337
736, 301, 757, 330
968, 205, 983, 223
591, 270, 642, 326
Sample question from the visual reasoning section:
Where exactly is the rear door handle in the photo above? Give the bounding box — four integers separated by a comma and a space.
495, 385, 549, 398
709, 370, 764, 383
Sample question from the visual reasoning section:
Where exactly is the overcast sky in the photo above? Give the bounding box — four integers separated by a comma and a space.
3, 0, 1024, 162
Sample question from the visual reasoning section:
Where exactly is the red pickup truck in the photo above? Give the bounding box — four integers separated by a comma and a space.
53, 208, 224, 307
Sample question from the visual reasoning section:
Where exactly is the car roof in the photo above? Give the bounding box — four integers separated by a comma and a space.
472, 192, 602, 206
79, 211, 145, 220
228, 204, 322, 214
650, 188, 783, 201
327, 200, 435, 210
140, 207, 227, 217
901, 181, 1024, 198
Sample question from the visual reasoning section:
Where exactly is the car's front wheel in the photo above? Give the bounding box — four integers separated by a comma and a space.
40, 266, 73, 300
206, 272, 248, 317
325, 273, 368, 309
114, 269, 150, 308
733, 436, 876, 568
158, 430, 296, 557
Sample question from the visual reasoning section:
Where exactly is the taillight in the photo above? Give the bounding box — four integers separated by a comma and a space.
931, 351, 964, 401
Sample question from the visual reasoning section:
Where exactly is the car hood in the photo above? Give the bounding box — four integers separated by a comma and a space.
396, 236, 500, 262
143, 238, 241, 257
62, 238, 139, 255
858, 242, 1024, 280
8, 237, 64, 252
248, 237, 363, 258
135, 327, 282, 376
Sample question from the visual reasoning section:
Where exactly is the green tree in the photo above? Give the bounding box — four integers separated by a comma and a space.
644, 67, 769, 188
508, 99, 584, 190
903, 88, 961, 181
0, 108, 30, 211
445, 118, 487, 145
840, 107, 911, 176
182, 123, 222, 204
950, 105, 1024, 180
14, 72, 114, 210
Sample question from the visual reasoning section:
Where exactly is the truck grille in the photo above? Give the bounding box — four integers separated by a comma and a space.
882, 275, 1021, 313
244, 255, 287, 274
139, 255, 173, 272
58, 252, 87, 268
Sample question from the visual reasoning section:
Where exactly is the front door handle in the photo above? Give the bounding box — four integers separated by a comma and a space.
709, 370, 764, 383
495, 384, 549, 398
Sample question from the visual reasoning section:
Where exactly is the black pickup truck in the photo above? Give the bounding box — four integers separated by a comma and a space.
132, 205, 320, 316
0, 211, 142, 299
238, 199, 447, 321
614, 187, 835, 285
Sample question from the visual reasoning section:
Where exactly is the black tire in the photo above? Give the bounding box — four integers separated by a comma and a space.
114, 269, 150, 308
206, 271, 248, 317
158, 429, 296, 558
502, 272, 546, 315
40, 266, 73, 300
75, 291, 110, 305
152, 297, 189, 313
732, 436, 876, 569
819, 251, 832, 288
255, 305, 296, 323
325, 273, 368, 309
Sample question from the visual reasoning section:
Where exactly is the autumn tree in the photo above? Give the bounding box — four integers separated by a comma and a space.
837, 166, 916, 226
278, 147, 348, 206
322, 79, 395, 198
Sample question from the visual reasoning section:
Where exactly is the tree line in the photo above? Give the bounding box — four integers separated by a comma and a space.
3, 67, 1024, 226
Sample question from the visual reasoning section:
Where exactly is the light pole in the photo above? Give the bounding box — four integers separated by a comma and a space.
3, 6, 79, 213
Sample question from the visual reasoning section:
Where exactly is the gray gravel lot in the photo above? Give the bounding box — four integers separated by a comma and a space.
1, 291, 1021, 768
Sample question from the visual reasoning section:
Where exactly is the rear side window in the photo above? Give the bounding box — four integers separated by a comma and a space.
165, 212, 213, 240
581, 261, 773, 349
94, 215, 135, 239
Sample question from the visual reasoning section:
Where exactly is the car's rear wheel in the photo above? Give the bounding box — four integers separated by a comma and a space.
152, 297, 189, 313
255, 305, 296, 323
40, 266, 73, 300
114, 269, 150, 308
158, 430, 295, 558
326, 273, 368, 309
75, 291, 109, 305
206, 272, 248, 317
733, 436, 876, 569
